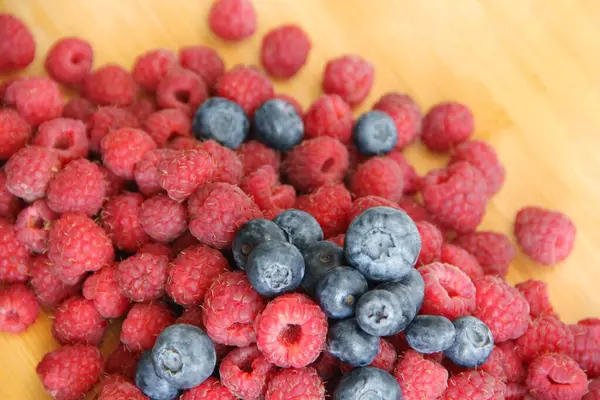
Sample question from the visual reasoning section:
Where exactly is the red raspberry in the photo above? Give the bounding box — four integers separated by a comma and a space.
515, 315, 574, 363
176, 308, 231, 360
158, 149, 216, 202
129, 97, 158, 121
373, 92, 422, 150
105, 344, 142, 379
295, 183, 352, 238
261, 24, 311, 79
167, 244, 230, 307
240, 165, 296, 219
0, 14, 35, 72
182, 377, 236, 400
48, 212, 114, 285
0, 219, 30, 283
52, 296, 107, 345
120, 302, 174, 351
327, 233, 345, 247
101, 192, 149, 252
515, 279, 554, 318
394, 350, 448, 400
304, 94, 353, 143
8, 77, 65, 126
439, 243, 484, 281
421, 162, 487, 233
144, 108, 191, 147
505, 383, 528, 400
5, 146, 61, 202
220, 345, 275, 399
215, 65, 274, 116
322, 55, 374, 107
30, 256, 79, 307
454, 231, 516, 278
0, 170, 20, 220
102, 128, 157, 181
209, 0, 256, 41
273, 93, 303, 115
237, 140, 280, 176
399, 197, 429, 222
139, 194, 187, 243
442, 370, 506, 400
83, 64, 137, 106
386, 150, 421, 195
83, 264, 130, 318
87, 106, 141, 153
514, 206, 576, 266
197, 139, 243, 185
449, 140, 505, 197
116, 252, 169, 302
265, 367, 325, 400
97, 380, 147, 400
571, 321, 600, 378
585, 378, 600, 400
33, 118, 89, 164
416, 221, 443, 265
156, 68, 208, 115
0, 109, 31, 159
526, 353, 588, 400
132, 48, 178, 92
167, 136, 203, 151
0, 78, 17, 103
15, 199, 57, 253
134, 148, 176, 196
347, 195, 400, 224
0, 283, 39, 333
179, 46, 225, 88
97, 374, 132, 391
341, 338, 397, 374
188, 182, 262, 248
45, 37, 93, 85
284, 137, 349, 192
422, 102, 474, 152
310, 351, 340, 380
36, 345, 103, 400
138, 241, 174, 259
62, 97, 94, 121
473, 275, 531, 342
419, 262, 476, 319
256, 293, 327, 368
475, 343, 524, 383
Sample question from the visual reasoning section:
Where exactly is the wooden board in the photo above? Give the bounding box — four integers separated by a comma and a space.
1, 0, 600, 398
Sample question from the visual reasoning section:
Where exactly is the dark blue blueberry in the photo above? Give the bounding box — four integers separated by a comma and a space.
405, 315, 456, 354
315, 267, 368, 319
345, 206, 421, 281
151, 324, 216, 390
274, 209, 323, 250
353, 110, 398, 156
232, 218, 286, 270
192, 97, 249, 149
444, 316, 494, 368
246, 240, 305, 297
355, 288, 416, 336
253, 99, 304, 151
327, 318, 380, 367
301, 240, 345, 294
377, 268, 425, 315
333, 367, 402, 400
135, 351, 180, 400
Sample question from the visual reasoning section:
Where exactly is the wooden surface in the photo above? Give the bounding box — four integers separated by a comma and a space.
1, 0, 600, 398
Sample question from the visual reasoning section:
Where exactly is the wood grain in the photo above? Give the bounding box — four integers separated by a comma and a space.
1, 0, 600, 398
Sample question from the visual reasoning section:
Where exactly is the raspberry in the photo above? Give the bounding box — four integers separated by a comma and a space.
0, 283, 39, 333
442, 370, 506, 400
474, 342, 525, 383
36, 345, 103, 400
62, 97, 94, 121
419, 262, 476, 319
172, 231, 200, 254
9, 77, 65, 126
144, 108, 192, 147
188, 182, 262, 248
101, 128, 156, 180
5, 146, 61, 202
393, 350, 448, 400
0, 219, 30, 283
129, 96, 158, 121
449, 140, 505, 197
116, 252, 169, 302
33, 118, 89, 164
416, 221, 444, 265
134, 148, 176, 196
505, 383, 528, 400
0, 78, 17, 103
105, 344, 142, 379
179, 46, 225, 88
327, 233, 345, 247
515, 279, 554, 318
48, 212, 114, 285
585, 378, 600, 400
45, 37, 93, 85
526, 353, 588, 400
347, 195, 400, 223
571, 321, 600, 377
208, 0, 256, 41
167, 136, 203, 151
515, 315, 574, 363
139, 194, 187, 243
167, 244, 230, 307
341, 338, 397, 374
30, 256, 79, 307
88, 106, 141, 153
101, 192, 149, 252
197, 139, 243, 185
310, 351, 340, 380
158, 149, 216, 202
454, 231, 516, 278
399, 197, 429, 222
322, 55, 374, 107
182, 377, 236, 400
261, 24, 311, 79
97, 380, 147, 400
386, 150, 421, 195
120, 302, 174, 351
0, 109, 31, 159
303, 95, 354, 143
373, 92, 422, 150
0, 14, 35, 72
215, 66, 274, 116
15, 199, 57, 254
422, 102, 474, 152
52, 296, 107, 345
237, 140, 280, 176
284, 137, 349, 192
473, 275, 531, 342
132, 48, 178, 92
273, 93, 303, 115
421, 162, 487, 233
156, 68, 208, 115
265, 367, 325, 400
255, 293, 328, 368
295, 183, 352, 238
176, 308, 231, 360
139, 241, 174, 259
0, 170, 20, 220
83, 264, 130, 318
220, 345, 275, 399
514, 206, 576, 266
102, 168, 127, 196
240, 165, 296, 219
98, 374, 132, 391
83, 64, 137, 106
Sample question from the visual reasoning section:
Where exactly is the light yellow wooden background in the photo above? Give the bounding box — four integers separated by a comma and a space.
1, 0, 600, 398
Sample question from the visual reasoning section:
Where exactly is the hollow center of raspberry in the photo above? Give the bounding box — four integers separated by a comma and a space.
53, 134, 73, 150
321, 158, 335, 174
279, 324, 302, 345
238, 359, 254, 373
27, 215, 43, 229
362, 229, 396, 261
445, 286, 460, 299
160, 348, 183, 373
175, 90, 191, 104
548, 372, 572, 385
70, 53, 84, 65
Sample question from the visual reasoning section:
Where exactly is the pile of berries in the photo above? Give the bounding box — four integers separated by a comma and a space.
0, 1, 591, 399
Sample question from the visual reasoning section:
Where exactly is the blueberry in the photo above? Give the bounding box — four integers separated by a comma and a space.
192, 97, 249, 149
353, 111, 398, 156
301, 240, 345, 294
135, 351, 180, 400
377, 268, 425, 315
274, 209, 323, 250
444, 316, 494, 368
345, 206, 421, 281
232, 218, 286, 270
333, 367, 402, 400
355, 288, 416, 336
151, 324, 216, 390
253, 99, 304, 151
315, 267, 368, 319
246, 240, 305, 297
405, 315, 456, 354
327, 318, 380, 367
